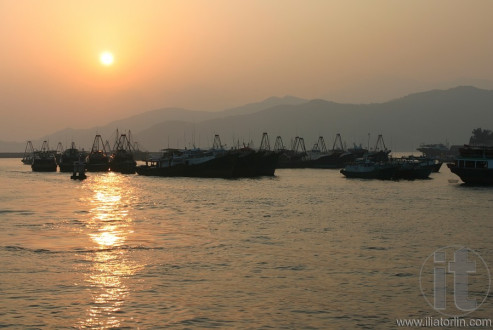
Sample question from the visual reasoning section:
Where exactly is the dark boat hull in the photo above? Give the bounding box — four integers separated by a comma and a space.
449, 166, 493, 185
110, 150, 137, 174
340, 166, 398, 180
277, 151, 354, 169
432, 162, 443, 172
59, 159, 79, 172
109, 160, 137, 174
86, 153, 110, 172
310, 152, 355, 169
232, 151, 279, 177
137, 154, 236, 178
32, 159, 57, 172
394, 166, 433, 180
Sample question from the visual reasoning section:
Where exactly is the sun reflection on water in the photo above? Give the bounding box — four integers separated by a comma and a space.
77, 173, 142, 329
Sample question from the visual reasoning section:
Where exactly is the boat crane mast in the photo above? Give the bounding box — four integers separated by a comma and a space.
374, 134, 387, 151
259, 132, 271, 151
212, 134, 223, 150
312, 136, 327, 153
114, 133, 135, 152
332, 133, 344, 151
24, 141, 34, 155
274, 136, 285, 152
56, 142, 64, 153
292, 136, 307, 154
91, 134, 107, 155
40, 141, 50, 153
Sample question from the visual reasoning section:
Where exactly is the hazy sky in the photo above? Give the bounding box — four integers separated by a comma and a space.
2, 0, 493, 141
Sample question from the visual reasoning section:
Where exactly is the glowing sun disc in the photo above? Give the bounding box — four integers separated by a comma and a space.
100, 52, 114, 66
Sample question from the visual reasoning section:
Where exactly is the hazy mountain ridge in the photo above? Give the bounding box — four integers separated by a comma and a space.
2, 86, 492, 152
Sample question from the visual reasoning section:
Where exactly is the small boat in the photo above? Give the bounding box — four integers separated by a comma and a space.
448, 145, 493, 185
31, 141, 57, 172
86, 135, 110, 172
71, 158, 87, 180
340, 159, 399, 180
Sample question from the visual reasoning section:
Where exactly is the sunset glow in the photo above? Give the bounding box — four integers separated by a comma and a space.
100, 52, 114, 66
2, 1, 493, 142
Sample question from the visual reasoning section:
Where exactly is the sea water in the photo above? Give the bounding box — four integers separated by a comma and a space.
0, 158, 492, 328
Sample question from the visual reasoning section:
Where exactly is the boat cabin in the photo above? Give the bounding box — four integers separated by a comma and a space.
454, 159, 493, 169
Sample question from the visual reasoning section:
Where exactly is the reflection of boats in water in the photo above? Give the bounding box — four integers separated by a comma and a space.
59, 142, 85, 172
22, 141, 34, 165
109, 134, 137, 174
448, 145, 493, 185
31, 141, 57, 172
86, 135, 110, 172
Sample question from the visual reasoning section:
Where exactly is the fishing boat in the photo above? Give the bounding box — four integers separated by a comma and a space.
31, 141, 57, 172
86, 135, 110, 172
277, 136, 308, 168
277, 135, 356, 169
392, 156, 434, 180
448, 145, 493, 185
137, 148, 236, 178
109, 133, 137, 174
309, 134, 356, 169
231, 133, 279, 177
59, 142, 83, 172
340, 159, 399, 180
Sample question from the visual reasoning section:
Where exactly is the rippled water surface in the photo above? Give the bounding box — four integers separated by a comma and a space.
1, 158, 492, 328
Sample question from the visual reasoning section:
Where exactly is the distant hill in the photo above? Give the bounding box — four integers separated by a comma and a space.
1, 86, 492, 152
135, 86, 493, 151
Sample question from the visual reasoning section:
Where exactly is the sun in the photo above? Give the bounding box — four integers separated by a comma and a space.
100, 51, 114, 66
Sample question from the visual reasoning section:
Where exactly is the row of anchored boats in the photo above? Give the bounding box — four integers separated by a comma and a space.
21, 131, 493, 184
23, 133, 137, 174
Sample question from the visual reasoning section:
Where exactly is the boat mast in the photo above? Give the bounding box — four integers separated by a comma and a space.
91, 135, 107, 155
212, 134, 223, 150
332, 133, 344, 151
259, 132, 271, 151
274, 136, 285, 152
317, 136, 327, 153
374, 134, 387, 151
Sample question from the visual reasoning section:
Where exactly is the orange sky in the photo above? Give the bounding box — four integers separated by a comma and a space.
1, 0, 493, 141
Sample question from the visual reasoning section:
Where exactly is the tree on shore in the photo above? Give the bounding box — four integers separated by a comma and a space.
469, 128, 493, 146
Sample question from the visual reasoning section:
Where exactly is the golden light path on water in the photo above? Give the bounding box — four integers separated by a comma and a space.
77, 173, 143, 329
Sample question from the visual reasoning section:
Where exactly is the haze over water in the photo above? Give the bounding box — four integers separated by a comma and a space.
1, 158, 492, 328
